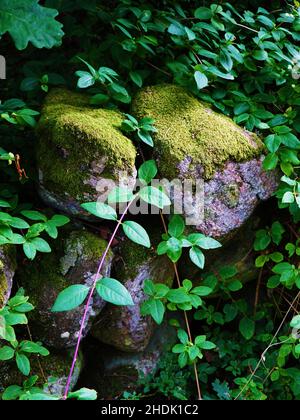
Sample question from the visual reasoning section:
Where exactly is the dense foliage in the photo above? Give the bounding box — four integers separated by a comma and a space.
0, 0, 300, 400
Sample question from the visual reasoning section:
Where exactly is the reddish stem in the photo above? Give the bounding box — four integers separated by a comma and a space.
63, 200, 134, 399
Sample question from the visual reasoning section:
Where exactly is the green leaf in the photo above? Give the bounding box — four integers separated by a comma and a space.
263, 153, 278, 170
0, 0, 64, 50
81, 202, 117, 221
138, 160, 158, 185
129, 71, 143, 87
141, 299, 165, 324
290, 315, 300, 329
168, 215, 185, 238
2, 385, 23, 400
96, 277, 134, 306
68, 388, 97, 401
194, 7, 212, 20
31, 238, 51, 253
192, 286, 212, 297
16, 353, 30, 376
122, 221, 151, 248
239, 318, 255, 340
51, 285, 90, 312
178, 328, 189, 344
23, 241, 37, 260
189, 247, 205, 269
20, 341, 49, 356
108, 187, 135, 204
0, 346, 15, 361
194, 71, 209, 90
140, 186, 171, 209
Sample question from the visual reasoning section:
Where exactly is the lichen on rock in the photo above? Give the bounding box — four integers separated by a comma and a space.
0, 245, 16, 309
92, 229, 174, 352
20, 227, 113, 348
36, 88, 137, 217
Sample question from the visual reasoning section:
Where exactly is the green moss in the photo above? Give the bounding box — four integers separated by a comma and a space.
36, 88, 137, 199
132, 84, 265, 180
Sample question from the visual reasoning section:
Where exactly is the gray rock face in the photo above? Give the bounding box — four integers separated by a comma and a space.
21, 228, 113, 349
84, 320, 177, 399
0, 245, 16, 308
92, 236, 174, 352
36, 88, 137, 218
195, 158, 278, 238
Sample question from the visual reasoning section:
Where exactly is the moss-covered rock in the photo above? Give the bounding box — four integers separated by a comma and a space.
83, 320, 177, 399
132, 84, 278, 238
20, 228, 113, 348
36, 88, 137, 217
92, 230, 174, 352
0, 245, 16, 309
0, 350, 82, 398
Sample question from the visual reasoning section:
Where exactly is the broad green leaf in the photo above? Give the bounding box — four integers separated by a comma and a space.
81, 202, 117, 221
68, 388, 97, 401
16, 353, 30, 376
108, 187, 135, 204
141, 299, 165, 324
123, 221, 151, 248
52, 285, 90, 312
168, 215, 185, 238
0, 0, 64, 50
189, 247, 205, 269
96, 277, 134, 306
139, 186, 171, 209
0, 346, 15, 361
239, 317, 255, 340
138, 160, 158, 184
194, 71, 209, 90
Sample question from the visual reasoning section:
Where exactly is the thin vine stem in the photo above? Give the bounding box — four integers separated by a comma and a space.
63, 198, 135, 399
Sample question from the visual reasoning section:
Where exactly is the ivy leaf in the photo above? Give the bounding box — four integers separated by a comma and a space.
122, 221, 151, 248
51, 285, 90, 312
96, 277, 134, 306
0, 0, 64, 50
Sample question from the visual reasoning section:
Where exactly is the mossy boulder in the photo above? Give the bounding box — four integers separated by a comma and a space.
20, 228, 113, 348
83, 320, 177, 399
132, 84, 278, 238
36, 89, 137, 217
0, 245, 16, 309
0, 350, 82, 398
92, 231, 174, 352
